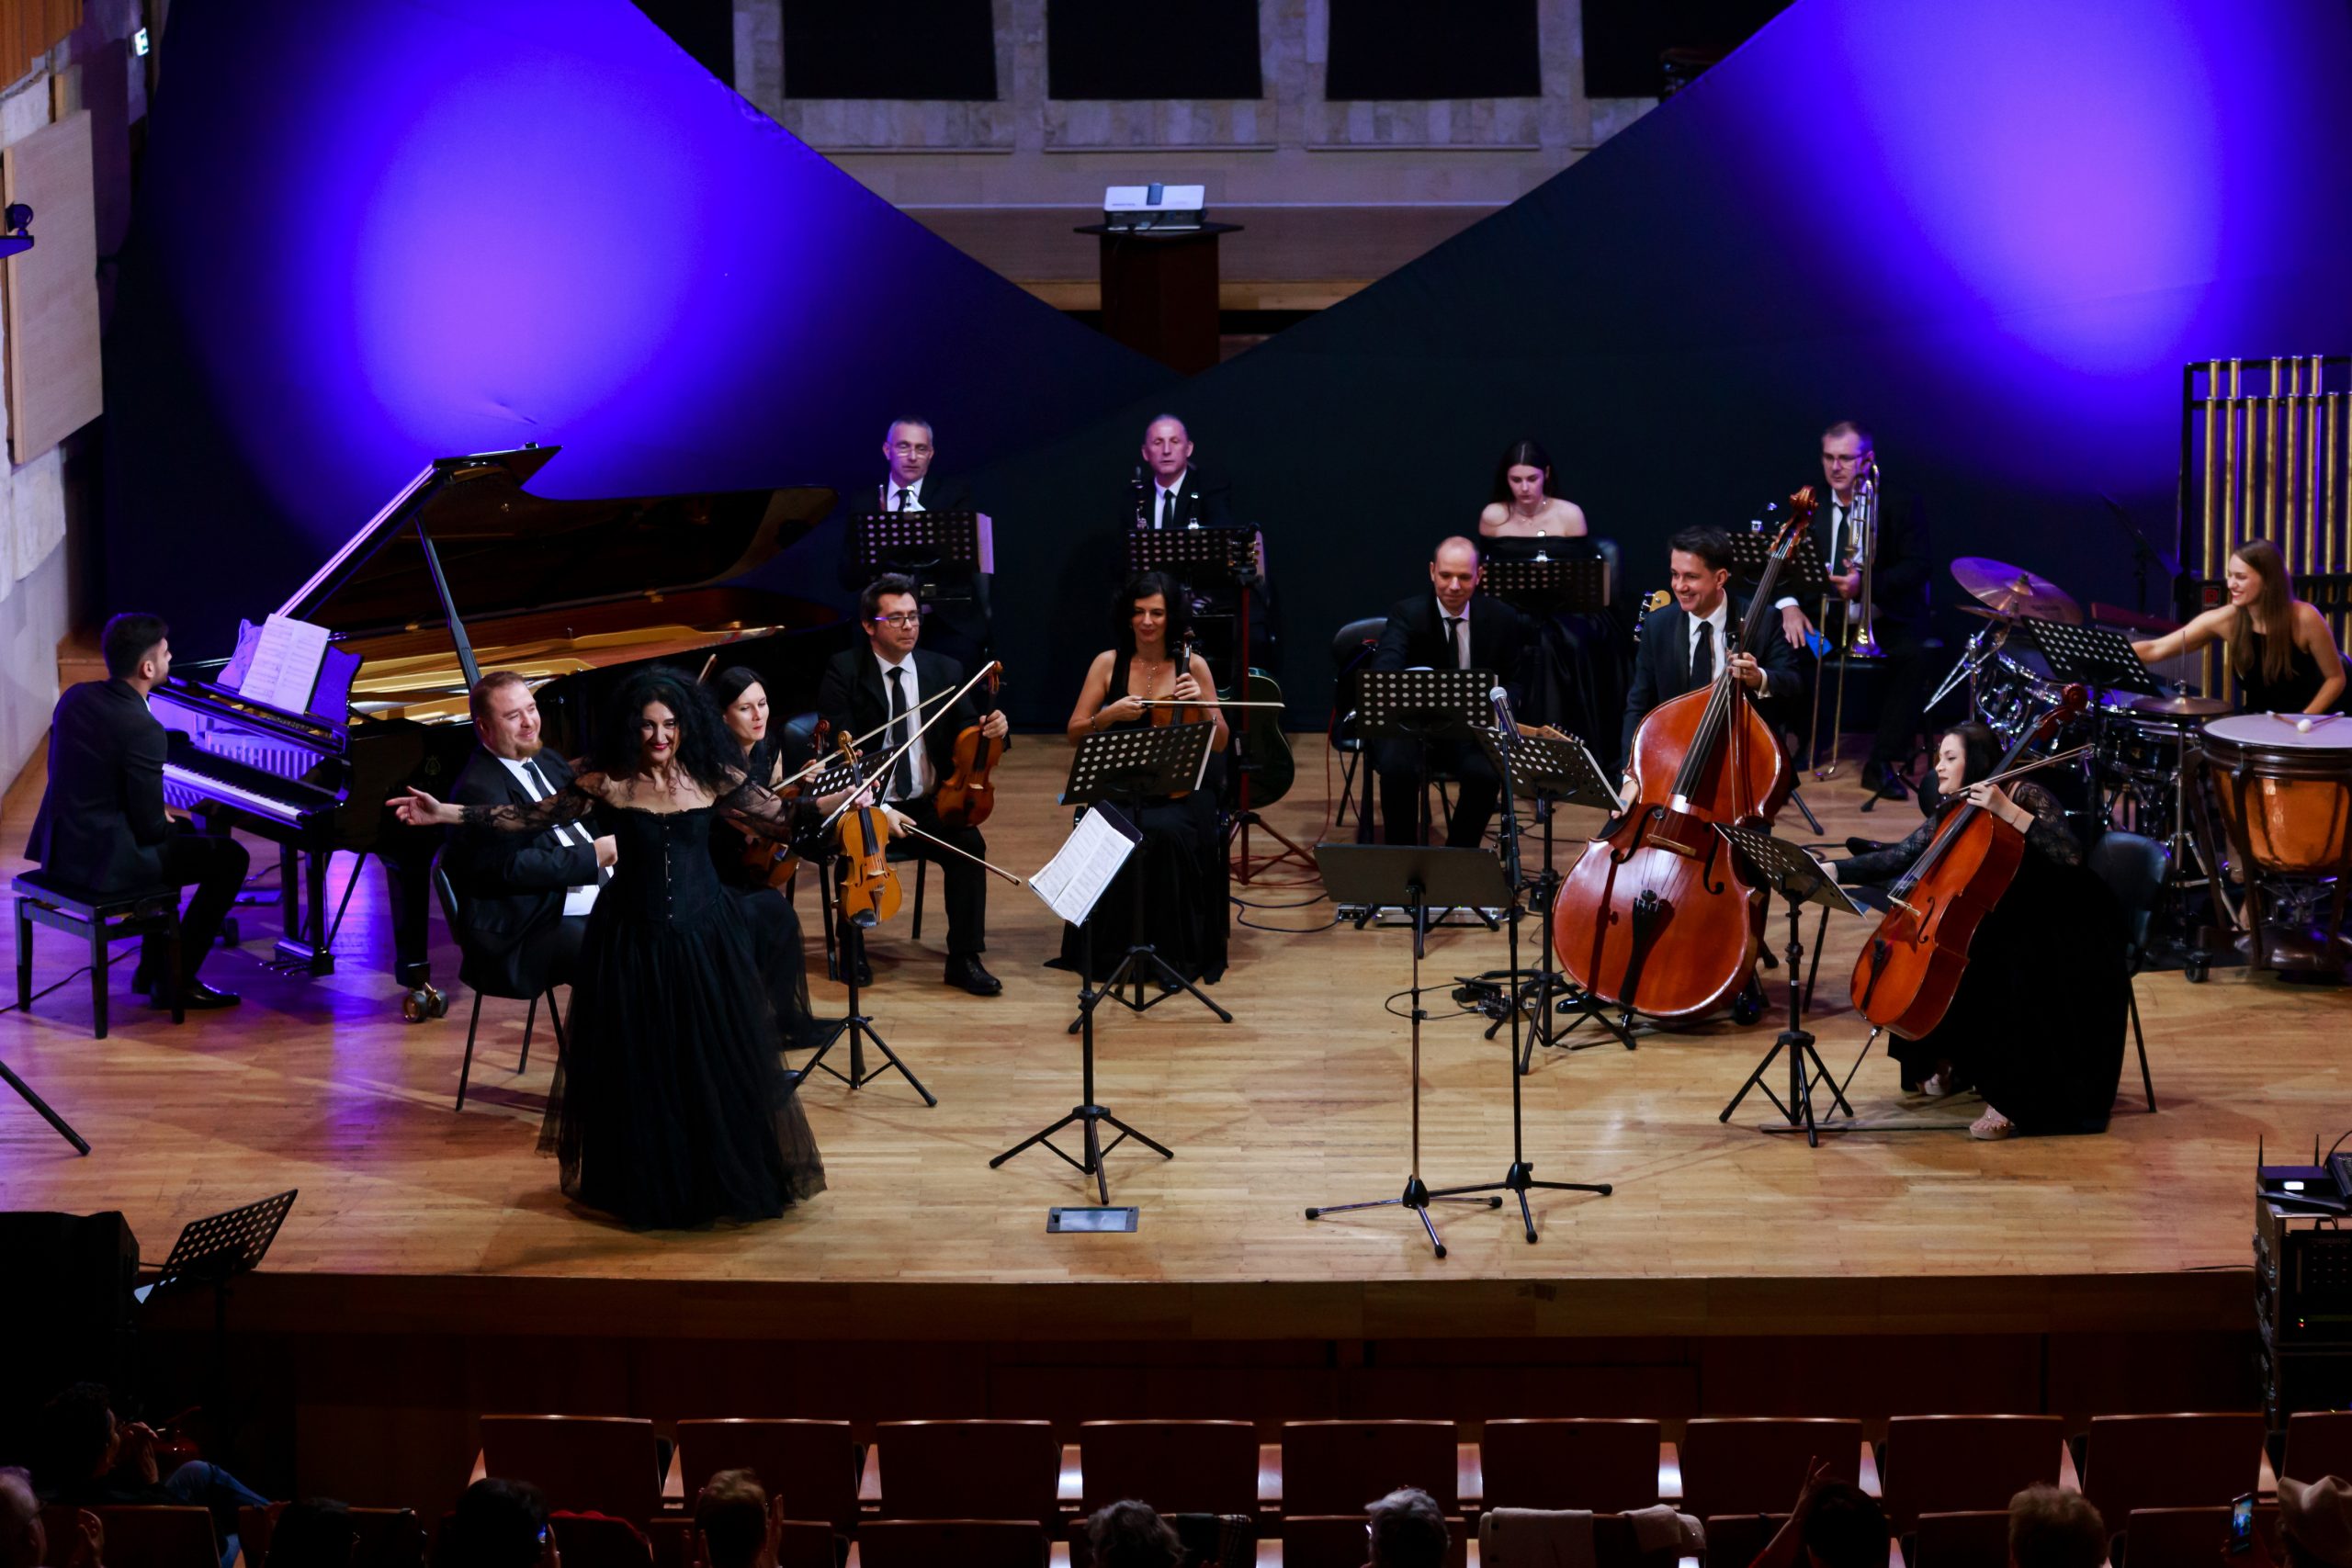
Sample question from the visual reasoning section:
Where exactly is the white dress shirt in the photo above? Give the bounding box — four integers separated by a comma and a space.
1689, 596, 1769, 696
1440, 609, 1472, 670
1150, 472, 1192, 529
494, 753, 600, 918
883, 475, 926, 513
874, 649, 931, 800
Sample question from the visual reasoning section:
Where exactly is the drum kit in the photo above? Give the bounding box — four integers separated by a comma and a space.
1932, 556, 2352, 977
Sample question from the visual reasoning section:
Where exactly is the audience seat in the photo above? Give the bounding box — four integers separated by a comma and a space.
547, 1513, 652, 1568
1479, 1419, 1663, 1514
854, 1519, 1046, 1567
237, 1504, 428, 1568
1279, 1420, 1461, 1517
1679, 1418, 1864, 1518
872, 1420, 1060, 1534
1281, 1514, 1469, 1568
1702, 1512, 1789, 1568
1075, 1419, 1260, 1518
1911, 1509, 2010, 1568
82, 1507, 216, 1568
1476, 1511, 1679, 1568
33, 1507, 99, 1568
2285, 1411, 2352, 1487
1880, 1415, 2066, 1534
478, 1416, 663, 1522
2078, 1413, 2267, 1554
2125, 1506, 2283, 1568
672, 1417, 863, 1536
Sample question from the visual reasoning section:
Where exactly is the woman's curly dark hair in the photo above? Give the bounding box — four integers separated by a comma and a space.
587, 668, 743, 795
1113, 570, 1193, 659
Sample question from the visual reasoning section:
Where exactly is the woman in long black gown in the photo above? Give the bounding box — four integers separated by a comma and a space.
1055, 571, 1231, 984
1476, 439, 1631, 767
392, 670, 827, 1229
2131, 537, 2346, 715
1824, 721, 2129, 1140
707, 666, 826, 1054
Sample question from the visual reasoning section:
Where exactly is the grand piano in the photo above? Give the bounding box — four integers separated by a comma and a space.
152, 446, 843, 1016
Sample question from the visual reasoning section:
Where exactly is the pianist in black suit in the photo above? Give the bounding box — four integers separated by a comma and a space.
1362, 537, 1531, 850
835, 417, 989, 671
25, 613, 248, 1007
444, 671, 615, 1000
1621, 525, 1808, 763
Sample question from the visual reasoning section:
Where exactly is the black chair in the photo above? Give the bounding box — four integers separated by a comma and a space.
791, 700, 930, 979
432, 857, 568, 1111
2086, 829, 2165, 1112
1330, 615, 1457, 841
12, 868, 182, 1037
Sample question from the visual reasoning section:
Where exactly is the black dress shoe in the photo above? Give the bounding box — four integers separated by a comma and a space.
154, 979, 240, 1010
944, 955, 1002, 997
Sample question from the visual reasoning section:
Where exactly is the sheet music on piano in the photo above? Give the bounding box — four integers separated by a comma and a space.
232, 614, 334, 716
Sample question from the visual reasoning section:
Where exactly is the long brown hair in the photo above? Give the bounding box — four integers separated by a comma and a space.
2225, 539, 2295, 686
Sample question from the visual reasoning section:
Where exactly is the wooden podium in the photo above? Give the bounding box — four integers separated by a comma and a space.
1076, 221, 1242, 374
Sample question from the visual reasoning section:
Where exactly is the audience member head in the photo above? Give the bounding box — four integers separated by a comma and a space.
0, 1469, 41, 1568
1114, 570, 1190, 658
102, 613, 171, 685
1490, 439, 1554, 507
708, 667, 770, 757
860, 573, 925, 662
1142, 415, 1193, 485
1800, 1483, 1889, 1568
1666, 525, 1734, 616
29, 1382, 118, 1495
469, 672, 542, 760
2281, 1476, 2352, 1568
1430, 536, 1482, 616
2005, 1483, 2107, 1568
883, 418, 934, 489
1930, 720, 2003, 801
271, 1499, 359, 1568
588, 668, 737, 795
693, 1470, 769, 1568
1085, 1500, 1182, 1568
1820, 419, 1874, 499
1365, 1487, 1448, 1568
436, 1479, 548, 1568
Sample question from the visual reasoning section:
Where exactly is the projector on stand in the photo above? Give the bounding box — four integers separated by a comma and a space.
1102, 184, 1204, 233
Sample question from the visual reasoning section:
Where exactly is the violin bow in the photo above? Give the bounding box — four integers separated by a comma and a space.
816, 660, 1003, 834
888, 818, 1027, 886
774, 680, 977, 794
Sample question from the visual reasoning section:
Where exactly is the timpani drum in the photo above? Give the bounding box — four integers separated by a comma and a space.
2200, 713, 2352, 875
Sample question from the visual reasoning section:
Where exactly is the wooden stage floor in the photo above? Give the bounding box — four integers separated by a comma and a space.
0, 737, 2332, 1345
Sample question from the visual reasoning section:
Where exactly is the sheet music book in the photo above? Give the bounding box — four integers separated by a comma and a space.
1030, 802, 1142, 927
237, 614, 332, 715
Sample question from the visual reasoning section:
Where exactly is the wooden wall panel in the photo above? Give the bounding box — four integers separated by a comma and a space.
3, 107, 101, 463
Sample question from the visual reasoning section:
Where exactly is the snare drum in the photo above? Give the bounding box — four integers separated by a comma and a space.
2096, 694, 2185, 780
2200, 713, 2352, 874
1975, 653, 2064, 743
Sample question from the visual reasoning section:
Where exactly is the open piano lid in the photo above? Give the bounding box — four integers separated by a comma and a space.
278, 446, 837, 637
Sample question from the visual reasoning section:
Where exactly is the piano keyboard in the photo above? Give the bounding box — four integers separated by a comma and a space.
163, 740, 340, 830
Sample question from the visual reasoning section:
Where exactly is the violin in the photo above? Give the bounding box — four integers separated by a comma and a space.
741, 720, 824, 890
934, 666, 1005, 829
1551, 491, 1814, 1020
1849, 685, 2087, 1039
832, 731, 900, 929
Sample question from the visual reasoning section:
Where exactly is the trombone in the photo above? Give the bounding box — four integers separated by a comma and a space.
1806, 456, 1884, 778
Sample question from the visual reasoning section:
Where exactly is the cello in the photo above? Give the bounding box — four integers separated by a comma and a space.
1849, 686, 2086, 1039
1550, 494, 1814, 1019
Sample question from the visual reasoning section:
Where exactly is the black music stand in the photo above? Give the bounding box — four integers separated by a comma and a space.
992, 803, 1172, 1201
1353, 668, 1499, 921
853, 510, 984, 580
1305, 845, 1507, 1258
1478, 558, 1609, 620
0, 1050, 85, 1153
137, 1189, 296, 1427
794, 798, 938, 1108
1714, 827, 1863, 1146
1059, 720, 1227, 1029
2019, 621, 2163, 698
1730, 529, 1829, 599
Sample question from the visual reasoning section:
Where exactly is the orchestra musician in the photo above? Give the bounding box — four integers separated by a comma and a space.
1060, 570, 1231, 983
1476, 437, 1628, 767
1815, 722, 2128, 1140
837, 417, 989, 672
2131, 538, 2346, 715
1131, 414, 1269, 683
817, 572, 1010, 997
1363, 536, 1530, 849
1623, 526, 1806, 766
25, 613, 248, 1009
1773, 421, 1928, 798
443, 671, 616, 1006
1136, 414, 1235, 531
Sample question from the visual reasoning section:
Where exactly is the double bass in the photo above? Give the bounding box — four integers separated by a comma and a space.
1550, 494, 1814, 1019
1849, 686, 2086, 1039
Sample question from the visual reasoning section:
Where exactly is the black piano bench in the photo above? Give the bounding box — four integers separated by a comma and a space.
11, 870, 184, 1038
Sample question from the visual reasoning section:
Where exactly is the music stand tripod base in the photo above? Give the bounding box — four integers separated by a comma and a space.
1713, 824, 1860, 1146
794, 865, 936, 1107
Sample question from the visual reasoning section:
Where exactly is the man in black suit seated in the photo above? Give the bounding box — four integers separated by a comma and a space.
1770, 419, 1928, 798
26, 613, 249, 1008
1131, 413, 1272, 686
443, 671, 614, 998
836, 417, 989, 671
1135, 414, 1235, 531
818, 572, 1010, 997
1363, 536, 1530, 849
1622, 525, 1808, 767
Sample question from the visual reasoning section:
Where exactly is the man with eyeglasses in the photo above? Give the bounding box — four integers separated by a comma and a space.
817, 572, 1010, 996
837, 417, 991, 671
1771, 419, 1929, 800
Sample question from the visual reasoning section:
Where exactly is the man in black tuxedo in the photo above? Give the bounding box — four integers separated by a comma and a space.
25, 613, 249, 1007
837, 417, 990, 671
1771, 419, 1929, 798
1363, 536, 1530, 849
1134, 414, 1236, 531
818, 572, 1010, 997
1622, 526, 1808, 765
443, 671, 615, 998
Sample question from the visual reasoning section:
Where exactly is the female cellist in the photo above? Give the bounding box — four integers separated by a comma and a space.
1819, 721, 2129, 1139
1055, 570, 1230, 984
2131, 538, 2346, 715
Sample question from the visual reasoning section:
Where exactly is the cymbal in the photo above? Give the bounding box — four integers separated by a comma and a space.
1951, 556, 2083, 625
2130, 694, 2233, 718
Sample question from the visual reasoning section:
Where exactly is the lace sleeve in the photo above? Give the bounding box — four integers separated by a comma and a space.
2012, 781, 2082, 866
717, 777, 820, 844
460, 779, 598, 832
1834, 818, 1939, 886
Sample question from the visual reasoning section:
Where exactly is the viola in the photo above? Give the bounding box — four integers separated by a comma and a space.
1849, 685, 2086, 1039
1550, 491, 1815, 1020
832, 731, 900, 928
934, 666, 1005, 829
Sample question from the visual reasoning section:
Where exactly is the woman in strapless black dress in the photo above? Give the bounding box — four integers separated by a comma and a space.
2133, 538, 2346, 715
1477, 439, 1632, 768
